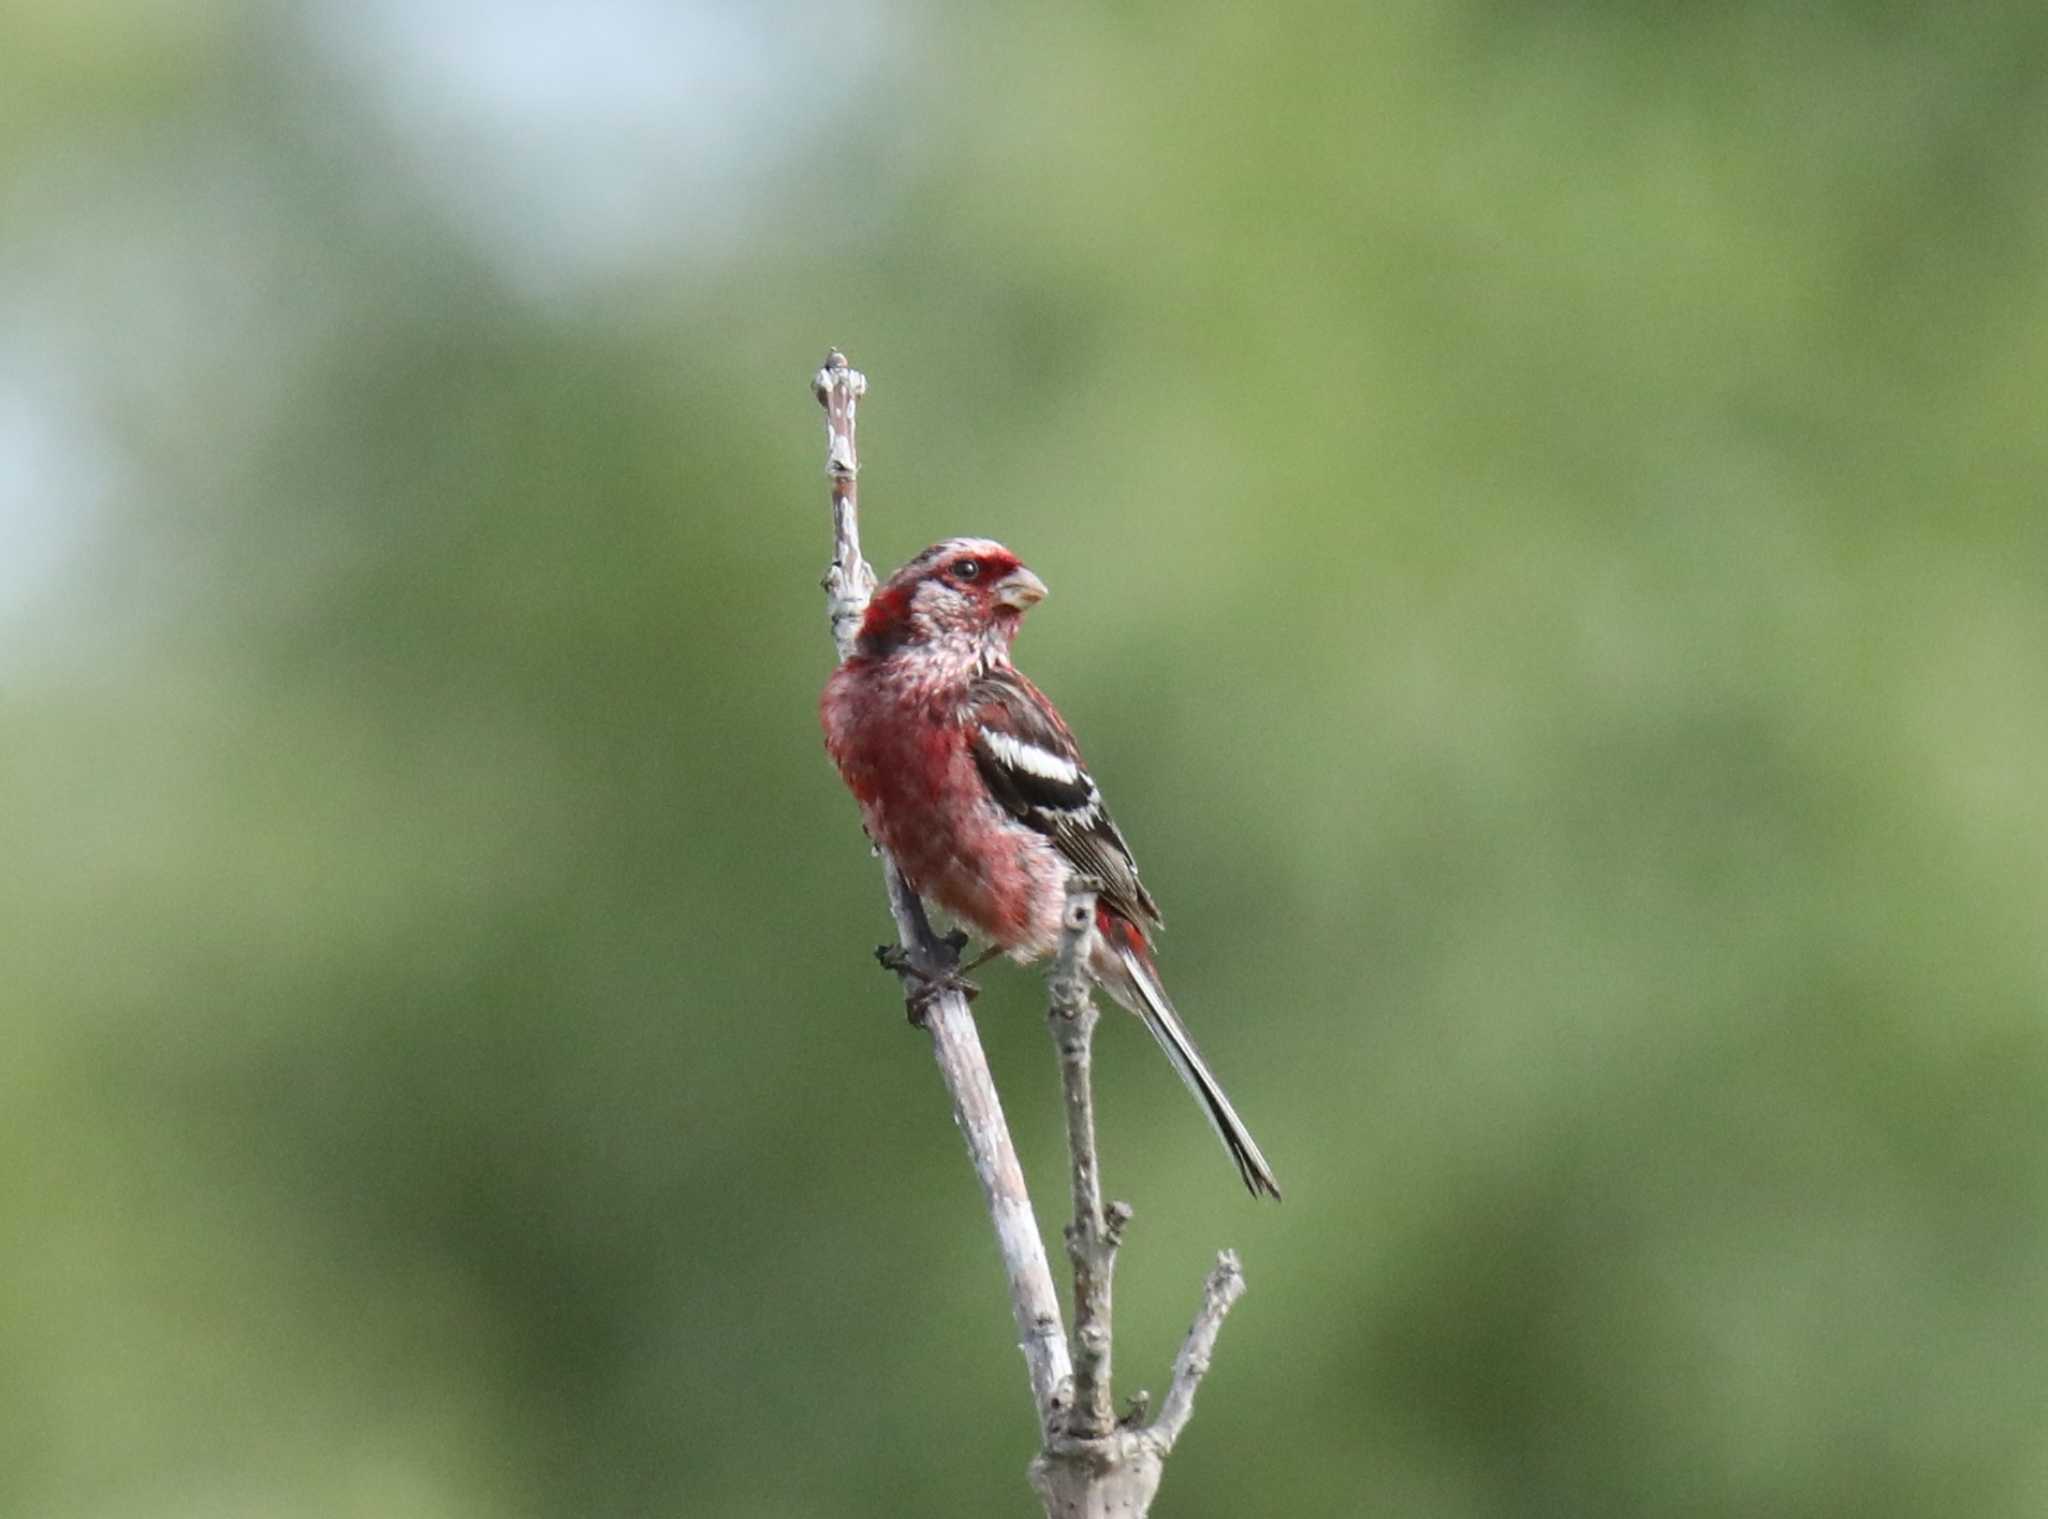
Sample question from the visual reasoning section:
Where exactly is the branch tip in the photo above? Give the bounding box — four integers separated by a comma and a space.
813, 348, 864, 405
1105, 1201, 1133, 1246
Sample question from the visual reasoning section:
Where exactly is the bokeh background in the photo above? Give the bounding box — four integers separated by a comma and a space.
7, 2, 2048, 1515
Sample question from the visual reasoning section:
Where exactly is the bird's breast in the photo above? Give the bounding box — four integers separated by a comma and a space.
822, 664, 1064, 956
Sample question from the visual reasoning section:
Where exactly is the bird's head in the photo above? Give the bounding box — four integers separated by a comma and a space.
857, 538, 1048, 658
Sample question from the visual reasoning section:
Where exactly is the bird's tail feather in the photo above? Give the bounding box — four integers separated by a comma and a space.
1109, 935, 1282, 1201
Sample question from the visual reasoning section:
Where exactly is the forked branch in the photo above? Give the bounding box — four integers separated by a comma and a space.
812, 351, 1248, 1517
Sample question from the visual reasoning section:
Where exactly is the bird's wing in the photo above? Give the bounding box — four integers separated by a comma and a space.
965, 665, 1163, 930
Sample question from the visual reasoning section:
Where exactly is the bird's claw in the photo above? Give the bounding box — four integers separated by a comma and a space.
874, 944, 980, 1025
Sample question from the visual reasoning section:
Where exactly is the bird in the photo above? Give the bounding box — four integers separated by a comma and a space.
820, 537, 1281, 1199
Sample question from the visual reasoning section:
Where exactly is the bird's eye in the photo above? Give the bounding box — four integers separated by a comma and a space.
952, 558, 983, 582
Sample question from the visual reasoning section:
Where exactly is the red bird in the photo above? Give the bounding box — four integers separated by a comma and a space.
821, 538, 1281, 1199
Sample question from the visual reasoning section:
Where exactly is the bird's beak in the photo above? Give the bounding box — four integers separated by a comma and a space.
994, 566, 1048, 611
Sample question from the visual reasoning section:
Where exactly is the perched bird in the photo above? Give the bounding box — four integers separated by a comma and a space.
821, 538, 1281, 1199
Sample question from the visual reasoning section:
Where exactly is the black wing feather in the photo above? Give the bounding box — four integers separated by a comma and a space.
966, 668, 1162, 929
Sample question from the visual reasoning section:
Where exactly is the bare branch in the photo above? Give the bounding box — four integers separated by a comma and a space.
815, 350, 876, 661
813, 351, 1071, 1425
1149, 1251, 1248, 1453
1047, 890, 1126, 1440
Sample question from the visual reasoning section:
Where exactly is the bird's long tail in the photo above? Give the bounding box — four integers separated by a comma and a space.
1096, 916, 1282, 1201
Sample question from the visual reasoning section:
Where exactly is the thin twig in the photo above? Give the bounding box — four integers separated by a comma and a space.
814, 350, 875, 661
1148, 1251, 1248, 1453
813, 350, 1071, 1426
1047, 890, 1128, 1440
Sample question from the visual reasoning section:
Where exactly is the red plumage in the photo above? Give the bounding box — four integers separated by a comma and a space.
822, 538, 1280, 1199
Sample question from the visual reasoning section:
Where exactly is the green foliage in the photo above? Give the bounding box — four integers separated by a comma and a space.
5, 2, 2046, 1514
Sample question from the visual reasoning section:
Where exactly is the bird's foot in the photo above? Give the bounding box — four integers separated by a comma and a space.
874, 943, 980, 1025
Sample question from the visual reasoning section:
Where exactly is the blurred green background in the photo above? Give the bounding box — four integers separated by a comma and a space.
6, 2, 2047, 1515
